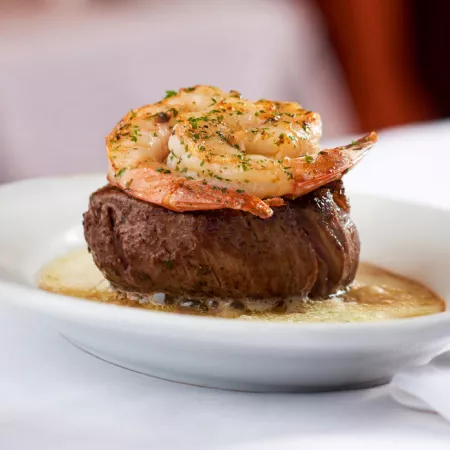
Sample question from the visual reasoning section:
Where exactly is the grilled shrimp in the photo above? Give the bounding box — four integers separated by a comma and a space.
106, 85, 377, 218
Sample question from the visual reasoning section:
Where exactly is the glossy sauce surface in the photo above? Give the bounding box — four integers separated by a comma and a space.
38, 248, 445, 322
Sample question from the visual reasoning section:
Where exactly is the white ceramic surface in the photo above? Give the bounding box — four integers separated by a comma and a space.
1, 174, 450, 392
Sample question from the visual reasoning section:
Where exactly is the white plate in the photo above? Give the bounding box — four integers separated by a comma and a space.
1, 174, 450, 392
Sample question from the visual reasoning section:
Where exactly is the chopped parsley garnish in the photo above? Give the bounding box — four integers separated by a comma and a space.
117, 168, 126, 177
236, 189, 245, 194
165, 259, 174, 269
188, 116, 209, 129
164, 169, 171, 174
153, 132, 158, 137
164, 90, 177, 99
130, 125, 140, 142
169, 107, 179, 118
304, 155, 314, 163
156, 167, 164, 172
216, 131, 227, 141
185, 86, 196, 92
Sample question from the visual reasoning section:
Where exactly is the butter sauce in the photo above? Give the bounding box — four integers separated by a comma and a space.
38, 248, 445, 322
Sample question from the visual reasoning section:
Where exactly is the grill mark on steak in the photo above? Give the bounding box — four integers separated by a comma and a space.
296, 192, 345, 297
201, 248, 225, 294
106, 206, 129, 272
296, 188, 359, 297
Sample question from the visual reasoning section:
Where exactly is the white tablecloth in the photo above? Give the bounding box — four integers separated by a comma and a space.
1, 121, 450, 449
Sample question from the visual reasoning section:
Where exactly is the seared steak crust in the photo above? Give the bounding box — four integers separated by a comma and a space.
83, 181, 359, 300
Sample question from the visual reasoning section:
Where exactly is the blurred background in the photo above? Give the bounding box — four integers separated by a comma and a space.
0, 0, 448, 182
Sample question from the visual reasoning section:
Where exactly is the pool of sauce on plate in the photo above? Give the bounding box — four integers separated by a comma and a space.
38, 248, 445, 323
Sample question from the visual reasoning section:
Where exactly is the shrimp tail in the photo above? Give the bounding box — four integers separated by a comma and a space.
164, 182, 273, 219
108, 166, 273, 219
291, 131, 378, 197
